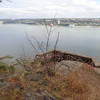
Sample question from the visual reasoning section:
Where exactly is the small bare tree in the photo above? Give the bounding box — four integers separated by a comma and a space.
17, 18, 60, 76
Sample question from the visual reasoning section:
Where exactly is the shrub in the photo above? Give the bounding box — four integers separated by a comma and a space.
0, 62, 9, 71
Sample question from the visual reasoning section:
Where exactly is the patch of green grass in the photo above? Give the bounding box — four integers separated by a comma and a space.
0, 62, 15, 72
0, 62, 9, 71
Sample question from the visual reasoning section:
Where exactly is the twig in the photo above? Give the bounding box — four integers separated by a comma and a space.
54, 32, 60, 50
25, 32, 39, 53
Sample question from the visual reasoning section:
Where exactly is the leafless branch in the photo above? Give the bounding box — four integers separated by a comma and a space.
0, 0, 12, 3
25, 32, 39, 54
32, 36, 44, 53
54, 32, 60, 50
45, 26, 53, 51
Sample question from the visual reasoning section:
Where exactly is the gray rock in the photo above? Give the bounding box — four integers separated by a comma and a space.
55, 60, 83, 75
25, 91, 56, 100
25, 72, 44, 81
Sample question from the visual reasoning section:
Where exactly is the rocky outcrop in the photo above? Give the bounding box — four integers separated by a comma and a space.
36, 50, 96, 67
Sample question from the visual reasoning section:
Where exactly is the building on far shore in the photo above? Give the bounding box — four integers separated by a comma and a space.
57, 20, 61, 25
69, 24, 75, 28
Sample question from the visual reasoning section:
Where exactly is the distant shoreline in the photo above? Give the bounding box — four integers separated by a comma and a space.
1, 23, 100, 27
0, 18, 100, 27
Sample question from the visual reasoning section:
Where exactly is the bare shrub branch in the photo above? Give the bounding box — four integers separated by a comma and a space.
54, 32, 60, 50
25, 32, 39, 53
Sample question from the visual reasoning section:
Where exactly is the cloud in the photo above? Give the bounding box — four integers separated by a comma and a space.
0, 8, 32, 14
0, 0, 100, 18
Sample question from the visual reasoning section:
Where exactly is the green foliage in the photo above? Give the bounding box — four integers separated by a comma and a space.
0, 62, 9, 71
0, 62, 15, 72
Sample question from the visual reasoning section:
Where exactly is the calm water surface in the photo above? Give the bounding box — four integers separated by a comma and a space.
0, 24, 100, 61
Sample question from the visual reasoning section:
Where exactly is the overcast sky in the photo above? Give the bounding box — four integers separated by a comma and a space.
0, 0, 100, 19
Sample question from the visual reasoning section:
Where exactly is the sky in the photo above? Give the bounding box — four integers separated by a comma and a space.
0, 0, 100, 19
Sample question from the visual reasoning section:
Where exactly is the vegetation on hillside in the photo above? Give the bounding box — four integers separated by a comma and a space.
0, 58, 100, 100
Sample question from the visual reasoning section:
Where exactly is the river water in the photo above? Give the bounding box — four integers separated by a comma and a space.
0, 24, 100, 61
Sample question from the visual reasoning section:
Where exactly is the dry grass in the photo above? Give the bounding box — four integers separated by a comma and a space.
0, 62, 100, 100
